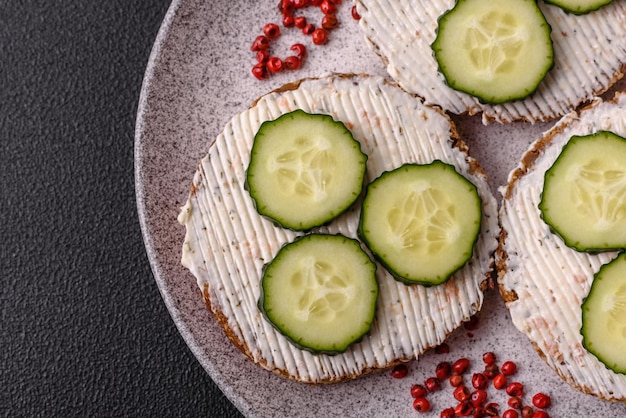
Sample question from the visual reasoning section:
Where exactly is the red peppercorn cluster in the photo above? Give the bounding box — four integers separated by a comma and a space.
250, 0, 347, 80
391, 351, 553, 417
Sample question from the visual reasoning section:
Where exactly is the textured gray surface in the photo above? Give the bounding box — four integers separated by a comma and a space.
1, 1, 241, 416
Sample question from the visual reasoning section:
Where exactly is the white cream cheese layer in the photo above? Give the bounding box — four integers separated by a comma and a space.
356, 0, 626, 124
499, 92, 626, 400
179, 74, 499, 384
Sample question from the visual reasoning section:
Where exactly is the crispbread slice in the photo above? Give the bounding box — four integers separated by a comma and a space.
179, 74, 499, 384
497, 92, 626, 401
356, 0, 626, 124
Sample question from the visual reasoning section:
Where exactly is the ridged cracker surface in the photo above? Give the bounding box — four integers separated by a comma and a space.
178, 74, 499, 384
356, 0, 626, 124
498, 92, 626, 401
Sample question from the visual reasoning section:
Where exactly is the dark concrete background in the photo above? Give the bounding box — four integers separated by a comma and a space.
1, 2, 243, 416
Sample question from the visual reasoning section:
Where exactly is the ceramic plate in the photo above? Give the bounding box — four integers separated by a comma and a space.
135, 0, 626, 416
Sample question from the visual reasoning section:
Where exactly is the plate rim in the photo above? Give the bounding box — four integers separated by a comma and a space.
133, 0, 252, 415
132, 0, 626, 415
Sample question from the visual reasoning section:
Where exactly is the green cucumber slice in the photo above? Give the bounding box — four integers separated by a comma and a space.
246, 110, 367, 231
539, 131, 626, 252
581, 252, 626, 374
258, 234, 378, 355
431, 0, 554, 104
358, 161, 482, 286
544, 0, 614, 15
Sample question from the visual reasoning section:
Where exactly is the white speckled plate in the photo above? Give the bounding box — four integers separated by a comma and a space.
134, 0, 626, 416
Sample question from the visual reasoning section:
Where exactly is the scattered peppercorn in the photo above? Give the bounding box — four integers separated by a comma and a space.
503, 409, 520, 418
351, 4, 361, 20
311, 27, 328, 44
410, 384, 428, 399
508, 396, 523, 410
532, 392, 551, 409
283, 55, 302, 70
470, 389, 488, 407
501, 361, 518, 376
440, 407, 455, 418
249, 0, 347, 79
483, 351, 497, 365
463, 315, 480, 331
485, 402, 500, 416
425, 376, 442, 392
263, 23, 281, 38
484, 363, 500, 379
390, 364, 408, 379
294, 16, 307, 29
321, 14, 338, 29
320, 0, 337, 15
493, 374, 508, 390
435, 361, 452, 380
521, 405, 534, 418
434, 343, 450, 354
505, 382, 524, 397
452, 358, 471, 375
455, 400, 474, 416
450, 374, 464, 387
454, 385, 471, 402
251, 63, 269, 80
412, 397, 431, 413
472, 372, 488, 390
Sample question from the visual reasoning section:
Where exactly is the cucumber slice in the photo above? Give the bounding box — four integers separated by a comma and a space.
246, 110, 367, 231
539, 131, 626, 252
544, 0, 614, 15
581, 252, 626, 374
358, 161, 482, 286
431, 0, 554, 104
258, 234, 378, 355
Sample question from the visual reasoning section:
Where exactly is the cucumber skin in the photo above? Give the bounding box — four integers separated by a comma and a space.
543, 0, 614, 15
360, 236, 453, 287
358, 209, 448, 287
358, 161, 482, 287
257, 234, 378, 356
539, 131, 626, 252
431, 0, 555, 105
581, 252, 626, 375
245, 110, 367, 232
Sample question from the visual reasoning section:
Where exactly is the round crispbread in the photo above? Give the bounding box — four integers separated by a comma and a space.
178, 73, 499, 384
497, 91, 626, 401
356, 0, 626, 124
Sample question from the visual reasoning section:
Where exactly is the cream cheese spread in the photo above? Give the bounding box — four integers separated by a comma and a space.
179, 74, 499, 383
356, 0, 626, 124
498, 92, 626, 401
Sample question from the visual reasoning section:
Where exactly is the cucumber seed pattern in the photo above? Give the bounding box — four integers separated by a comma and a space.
430, 0, 554, 104
582, 253, 626, 375
465, 11, 524, 79
291, 258, 352, 323
387, 186, 460, 256
572, 161, 626, 230
607, 284, 626, 338
359, 161, 482, 285
246, 110, 367, 231
273, 137, 334, 202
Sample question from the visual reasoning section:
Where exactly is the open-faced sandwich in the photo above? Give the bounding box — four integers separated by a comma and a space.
178, 73, 499, 384
356, 0, 626, 124
498, 91, 626, 401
